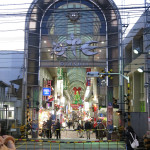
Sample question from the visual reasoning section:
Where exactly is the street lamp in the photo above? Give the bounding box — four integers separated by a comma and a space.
137, 67, 144, 73
133, 48, 150, 55
137, 67, 150, 73
133, 48, 140, 54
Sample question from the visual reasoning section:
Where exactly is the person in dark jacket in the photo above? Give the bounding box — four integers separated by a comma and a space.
97, 121, 105, 140
68, 120, 71, 129
125, 126, 138, 150
46, 117, 52, 139
77, 123, 84, 138
55, 119, 61, 139
85, 120, 91, 140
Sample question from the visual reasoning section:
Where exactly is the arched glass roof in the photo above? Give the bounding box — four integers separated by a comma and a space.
39, 0, 107, 99
24, 0, 122, 102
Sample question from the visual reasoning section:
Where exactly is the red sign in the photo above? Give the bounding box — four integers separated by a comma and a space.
93, 104, 98, 128
47, 95, 54, 102
86, 79, 91, 86
86, 68, 91, 72
73, 87, 81, 95
70, 104, 79, 110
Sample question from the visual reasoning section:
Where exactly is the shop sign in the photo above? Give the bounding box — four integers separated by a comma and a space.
86, 78, 91, 86
51, 34, 98, 58
47, 95, 54, 102
33, 87, 39, 107
107, 102, 113, 130
43, 88, 51, 96
63, 72, 67, 90
57, 68, 63, 80
60, 61, 89, 67
93, 104, 98, 127
70, 104, 79, 110
86, 68, 91, 72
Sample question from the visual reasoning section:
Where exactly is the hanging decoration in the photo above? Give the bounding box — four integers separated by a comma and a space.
63, 72, 67, 90
93, 104, 98, 128
86, 68, 91, 86
47, 95, 54, 102
71, 90, 83, 110
54, 103, 60, 111
72, 91, 82, 105
86, 78, 91, 86
73, 87, 81, 95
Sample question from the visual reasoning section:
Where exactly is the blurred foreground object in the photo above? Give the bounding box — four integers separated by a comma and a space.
0, 135, 16, 150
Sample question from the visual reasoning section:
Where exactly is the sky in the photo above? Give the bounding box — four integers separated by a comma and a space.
0, 0, 148, 51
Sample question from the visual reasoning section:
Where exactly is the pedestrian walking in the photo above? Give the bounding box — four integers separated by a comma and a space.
55, 119, 61, 139
31, 120, 38, 138
42, 121, 47, 138
46, 117, 52, 139
97, 120, 105, 140
85, 120, 91, 140
125, 126, 139, 150
77, 122, 84, 138
68, 120, 71, 129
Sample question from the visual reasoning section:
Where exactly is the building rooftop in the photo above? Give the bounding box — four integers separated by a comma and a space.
0, 81, 9, 87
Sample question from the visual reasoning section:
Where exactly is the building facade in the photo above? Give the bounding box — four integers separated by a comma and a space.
0, 51, 24, 134
23, 0, 123, 136
123, 9, 150, 137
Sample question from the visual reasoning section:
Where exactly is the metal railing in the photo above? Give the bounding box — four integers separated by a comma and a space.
15, 138, 126, 150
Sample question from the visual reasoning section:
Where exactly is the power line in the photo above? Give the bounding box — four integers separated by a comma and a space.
0, 1, 146, 7
0, 29, 149, 50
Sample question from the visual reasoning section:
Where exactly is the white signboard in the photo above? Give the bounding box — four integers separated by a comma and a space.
86, 72, 100, 77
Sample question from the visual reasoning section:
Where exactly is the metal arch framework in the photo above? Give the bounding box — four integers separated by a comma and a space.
23, 0, 123, 125
24, 0, 122, 85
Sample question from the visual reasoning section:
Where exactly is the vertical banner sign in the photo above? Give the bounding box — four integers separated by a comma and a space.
93, 104, 98, 128
86, 68, 91, 86
33, 87, 39, 139
107, 87, 113, 129
33, 87, 39, 107
57, 68, 63, 80
86, 78, 91, 86
107, 102, 113, 130
63, 72, 67, 90
47, 80, 51, 87
33, 108, 36, 120
86, 68, 91, 72
43, 79, 45, 101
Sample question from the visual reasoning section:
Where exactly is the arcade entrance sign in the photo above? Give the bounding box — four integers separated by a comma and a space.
51, 34, 99, 57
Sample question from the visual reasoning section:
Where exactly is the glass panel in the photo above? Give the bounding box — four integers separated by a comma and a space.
41, 0, 107, 67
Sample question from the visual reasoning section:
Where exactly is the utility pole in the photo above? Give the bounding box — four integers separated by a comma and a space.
3, 105, 8, 132
127, 82, 131, 126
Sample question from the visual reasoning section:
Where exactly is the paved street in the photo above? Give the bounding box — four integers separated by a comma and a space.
15, 140, 126, 150
15, 129, 126, 150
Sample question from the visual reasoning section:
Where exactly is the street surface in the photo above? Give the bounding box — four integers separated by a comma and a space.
15, 129, 126, 150
16, 140, 126, 150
